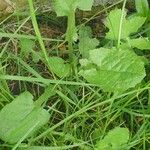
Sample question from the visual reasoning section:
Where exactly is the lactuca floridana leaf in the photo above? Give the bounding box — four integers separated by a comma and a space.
79, 37, 99, 58
32, 51, 42, 63
105, 8, 146, 40
77, 0, 94, 11
18, 146, 56, 150
125, 16, 146, 36
0, 92, 34, 140
53, 0, 94, 16
49, 57, 71, 78
79, 26, 99, 58
105, 8, 127, 40
79, 48, 146, 92
0, 92, 49, 144
135, 0, 149, 17
79, 26, 93, 39
95, 127, 129, 150
52, 0, 70, 16
6, 108, 49, 144
129, 38, 150, 50
20, 39, 35, 57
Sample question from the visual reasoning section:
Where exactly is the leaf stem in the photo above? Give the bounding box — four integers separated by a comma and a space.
28, 0, 51, 71
35, 84, 55, 107
66, 9, 76, 64
117, 0, 127, 48
0, 63, 10, 94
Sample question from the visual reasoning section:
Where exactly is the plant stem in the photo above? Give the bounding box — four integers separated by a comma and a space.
0, 63, 10, 94
28, 0, 51, 71
117, 0, 127, 48
66, 9, 76, 64
35, 84, 55, 107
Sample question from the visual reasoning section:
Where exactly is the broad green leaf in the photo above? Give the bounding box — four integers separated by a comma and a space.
53, 0, 94, 16
105, 8, 146, 40
93, 0, 118, 6
79, 26, 93, 39
49, 57, 71, 78
18, 146, 55, 150
79, 26, 99, 58
94, 0, 106, 6
79, 37, 99, 58
32, 51, 42, 63
20, 39, 35, 57
77, 0, 94, 11
105, 9, 127, 40
19, 145, 85, 150
0, 92, 49, 144
129, 38, 150, 50
79, 48, 145, 92
0, 92, 34, 138
52, 0, 71, 16
125, 16, 146, 36
7, 108, 49, 144
95, 127, 129, 150
135, 0, 149, 17
35, 84, 56, 107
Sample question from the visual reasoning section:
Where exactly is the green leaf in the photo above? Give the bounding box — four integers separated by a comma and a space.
135, 0, 149, 17
79, 37, 99, 57
49, 57, 71, 78
79, 48, 145, 92
52, 0, 71, 16
105, 9, 127, 40
20, 39, 35, 57
79, 26, 99, 58
125, 16, 146, 36
79, 26, 93, 38
35, 84, 56, 107
129, 38, 150, 50
77, 0, 94, 11
0, 92, 49, 144
53, 0, 93, 16
32, 51, 42, 63
18, 146, 54, 150
95, 127, 129, 150
105, 8, 146, 40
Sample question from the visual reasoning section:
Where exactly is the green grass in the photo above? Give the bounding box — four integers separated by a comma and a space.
0, 0, 150, 150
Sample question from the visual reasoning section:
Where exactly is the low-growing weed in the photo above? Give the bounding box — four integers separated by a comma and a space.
0, 0, 150, 149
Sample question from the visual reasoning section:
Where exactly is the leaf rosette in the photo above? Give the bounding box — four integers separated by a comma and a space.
79, 48, 146, 92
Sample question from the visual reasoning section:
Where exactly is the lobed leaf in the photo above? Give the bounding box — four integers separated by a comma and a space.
95, 127, 129, 150
0, 92, 49, 144
105, 8, 146, 40
129, 38, 150, 50
105, 9, 127, 40
79, 26, 93, 38
79, 48, 146, 92
49, 57, 71, 78
79, 26, 99, 58
53, 0, 94, 17
125, 16, 146, 36
20, 39, 35, 57
135, 0, 149, 17
77, 0, 94, 11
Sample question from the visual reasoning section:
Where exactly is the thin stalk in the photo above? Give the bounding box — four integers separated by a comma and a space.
0, 63, 10, 94
117, 0, 127, 48
66, 9, 76, 64
28, 0, 51, 71
34, 84, 55, 107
